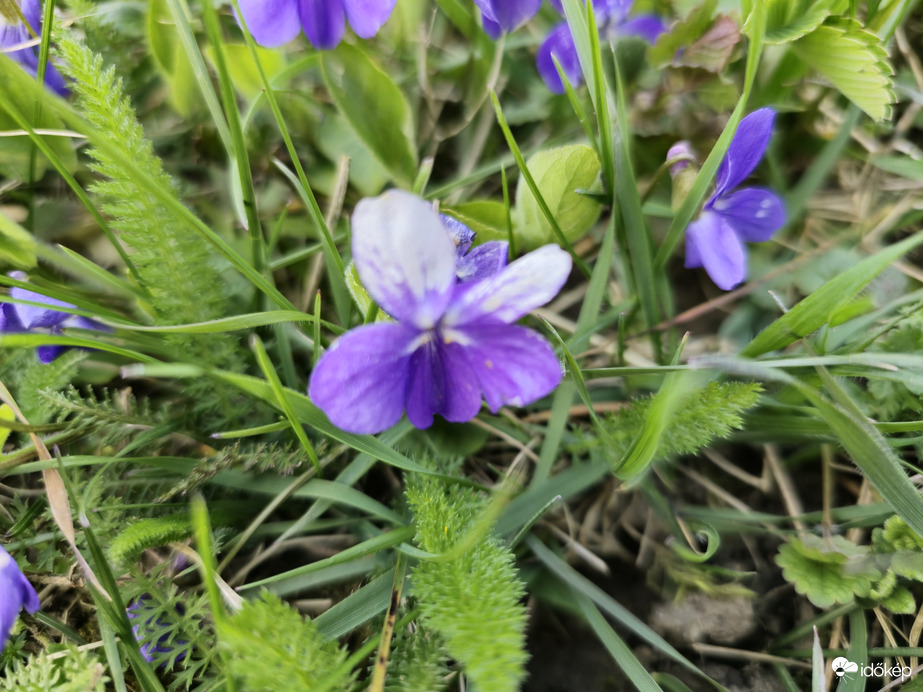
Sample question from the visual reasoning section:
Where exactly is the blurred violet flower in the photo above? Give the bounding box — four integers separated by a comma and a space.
309, 190, 571, 435
127, 596, 187, 665
0, 543, 40, 653
679, 108, 785, 290
474, 0, 542, 38
440, 214, 509, 283
0, 0, 67, 95
537, 0, 665, 93
0, 272, 106, 364
235, 0, 397, 50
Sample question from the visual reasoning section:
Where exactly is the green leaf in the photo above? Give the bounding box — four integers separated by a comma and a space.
0, 55, 77, 179
869, 154, 923, 181
512, 144, 602, 249
648, 0, 717, 69
321, 43, 417, 186
0, 405, 13, 451
147, 0, 201, 117
218, 43, 286, 100
316, 114, 389, 197
0, 212, 36, 269
880, 585, 915, 614
741, 231, 923, 356
752, 0, 846, 44
776, 535, 880, 608
791, 18, 894, 121
442, 200, 509, 244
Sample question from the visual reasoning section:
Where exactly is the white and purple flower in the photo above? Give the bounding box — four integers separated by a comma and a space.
0, 0, 67, 95
235, 0, 397, 50
680, 108, 786, 290
537, 0, 665, 93
473, 0, 543, 39
309, 190, 571, 435
0, 272, 105, 364
0, 544, 40, 653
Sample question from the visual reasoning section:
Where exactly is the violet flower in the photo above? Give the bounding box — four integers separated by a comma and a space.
235, 0, 397, 50
440, 214, 509, 283
309, 190, 571, 435
474, 0, 543, 39
537, 0, 665, 93
0, 0, 67, 95
127, 596, 187, 665
0, 272, 105, 364
679, 108, 785, 290
0, 544, 40, 653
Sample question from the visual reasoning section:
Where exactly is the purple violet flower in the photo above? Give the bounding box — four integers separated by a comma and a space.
440, 214, 509, 283
309, 190, 571, 435
474, 0, 543, 39
235, 0, 397, 50
0, 0, 67, 95
0, 272, 105, 364
127, 596, 187, 665
680, 108, 786, 291
0, 544, 40, 653
537, 0, 665, 93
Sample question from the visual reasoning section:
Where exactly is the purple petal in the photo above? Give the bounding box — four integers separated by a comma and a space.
235, 0, 301, 48
352, 191, 458, 329
537, 23, 582, 94
299, 0, 346, 50
405, 339, 481, 428
10, 283, 73, 329
0, 1, 68, 95
0, 303, 25, 332
618, 15, 666, 43
715, 108, 775, 197
712, 187, 785, 242
456, 241, 509, 283
594, 0, 631, 24
343, 0, 396, 39
441, 214, 475, 258
481, 14, 503, 39
549, 0, 563, 12
443, 245, 572, 326
0, 545, 39, 651
37, 344, 66, 363
456, 324, 563, 412
473, 0, 541, 34
308, 323, 418, 434
685, 212, 747, 290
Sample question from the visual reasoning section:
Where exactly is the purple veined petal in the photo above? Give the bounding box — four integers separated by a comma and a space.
352, 190, 458, 329
440, 214, 475, 258
474, 0, 542, 35
444, 244, 572, 327
618, 15, 666, 43
0, 303, 25, 332
405, 338, 481, 428
685, 211, 747, 290
343, 0, 396, 38
537, 22, 582, 94
299, 0, 346, 49
235, 0, 301, 48
714, 108, 776, 198
456, 323, 563, 413
712, 187, 785, 243
456, 241, 509, 283
308, 322, 418, 434
9, 284, 74, 329
0, 22, 38, 72
480, 14, 503, 39
0, 545, 39, 651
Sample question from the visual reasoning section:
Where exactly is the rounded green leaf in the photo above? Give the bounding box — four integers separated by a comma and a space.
513, 144, 602, 250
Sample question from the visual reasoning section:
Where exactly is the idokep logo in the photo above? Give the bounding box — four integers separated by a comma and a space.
831, 656, 911, 680
832, 657, 859, 677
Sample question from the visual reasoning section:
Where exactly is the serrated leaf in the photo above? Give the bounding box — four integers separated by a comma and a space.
776, 535, 880, 608
890, 552, 923, 581
879, 584, 915, 613
791, 18, 894, 121
649, 0, 717, 68
752, 0, 845, 44
512, 144, 602, 249
321, 43, 417, 186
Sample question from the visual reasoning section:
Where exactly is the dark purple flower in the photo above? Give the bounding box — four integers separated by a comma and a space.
0, 0, 67, 95
680, 108, 786, 290
474, 0, 543, 39
0, 544, 40, 653
1, 272, 105, 363
235, 0, 396, 50
127, 596, 187, 665
537, 0, 665, 93
440, 214, 509, 283
309, 190, 571, 434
